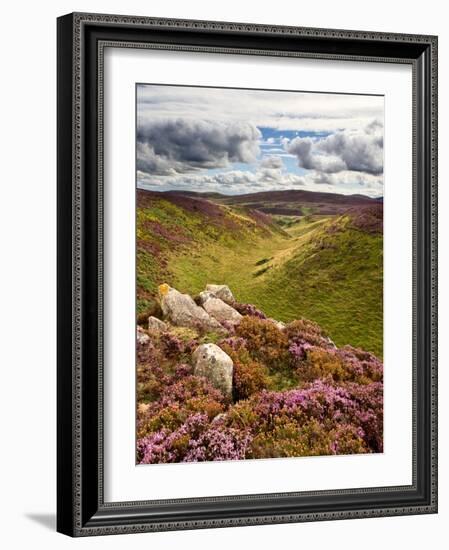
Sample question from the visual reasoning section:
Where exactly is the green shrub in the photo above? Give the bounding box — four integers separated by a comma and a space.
249, 418, 332, 458
299, 348, 347, 382
235, 316, 289, 371
248, 416, 367, 459
297, 346, 383, 385
233, 359, 269, 400
220, 340, 269, 400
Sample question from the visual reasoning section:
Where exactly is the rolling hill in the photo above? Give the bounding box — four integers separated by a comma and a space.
163, 188, 382, 216
137, 189, 383, 357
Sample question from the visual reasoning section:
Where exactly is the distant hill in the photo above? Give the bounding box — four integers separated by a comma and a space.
160, 188, 380, 216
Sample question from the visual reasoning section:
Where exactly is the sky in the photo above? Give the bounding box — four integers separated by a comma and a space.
136, 84, 384, 197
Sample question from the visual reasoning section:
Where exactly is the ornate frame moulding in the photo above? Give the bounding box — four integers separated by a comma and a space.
57, 12, 437, 537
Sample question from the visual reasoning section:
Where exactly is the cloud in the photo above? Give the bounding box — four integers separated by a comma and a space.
285, 121, 383, 175
204, 171, 258, 186
137, 166, 383, 197
137, 169, 260, 194
138, 85, 384, 133
284, 139, 347, 173
136, 142, 180, 176
136, 85, 384, 197
303, 169, 383, 188
137, 147, 383, 197
137, 118, 261, 176
137, 163, 306, 193
257, 155, 285, 182
259, 156, 283, 169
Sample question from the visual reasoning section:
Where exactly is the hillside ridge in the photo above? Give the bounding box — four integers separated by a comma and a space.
136, 190, 383, 356
144, 187, 380, 216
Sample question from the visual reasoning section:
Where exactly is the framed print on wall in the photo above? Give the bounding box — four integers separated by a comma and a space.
57, 12, 438, 536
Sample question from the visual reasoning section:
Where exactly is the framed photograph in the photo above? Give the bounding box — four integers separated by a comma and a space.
57, 12, 438, 536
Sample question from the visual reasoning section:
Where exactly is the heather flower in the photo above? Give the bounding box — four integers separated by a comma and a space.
135, 282, 383, 463
218, 336, 247, 351
347, 203, 383, 234
137, 412, 252, 464
226, 379, 383, 455
172, 363, 193, 380
137, 372, 227, 437
219, 320, 237, 335
329, 424, 367, 455
289, 341, 313, 363
337, 345, 383, 383
286, 318, 333, 349
137, 413, 210, 464
183, 425, 252, 462
160, 332, 186, 358
233, 302, 267, 319
290, 344, 383, 386
164, 375, 227, 406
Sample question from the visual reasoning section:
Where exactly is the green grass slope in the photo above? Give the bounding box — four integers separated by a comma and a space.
137, 190, 383, 358
136, 190, 287, 314
253, 213, 383, 357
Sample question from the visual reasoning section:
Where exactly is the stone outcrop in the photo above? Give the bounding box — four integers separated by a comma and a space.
137, 326, 150, 345
205, 284, 235, 304
147, 316, 168, 332
326, 336, 338, 350
192, 343, 234, 400
158, 284, 224, 333
199, 291, 243, 326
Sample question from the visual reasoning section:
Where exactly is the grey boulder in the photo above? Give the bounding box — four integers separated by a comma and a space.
158, 284, 224, 333
199, 291, 243, 326
205, 284, 235, 304
147, 316, 168, 332
192, 343, 234, 400
137, 326, 150, 345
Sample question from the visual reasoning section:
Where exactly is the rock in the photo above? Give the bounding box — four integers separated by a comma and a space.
158, 284, 224, 333
192, 343, 234, 400
326, 336, 338, 350
199, 291, 243, 325
268, 318, 286, 331
205, 284, 235, 304
211, 413, 227, 424
147, 316, 168, 332
197, 291, 214, 305
137, 326, 150, 345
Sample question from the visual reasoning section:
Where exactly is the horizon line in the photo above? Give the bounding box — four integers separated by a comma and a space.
136, 185, 383, 200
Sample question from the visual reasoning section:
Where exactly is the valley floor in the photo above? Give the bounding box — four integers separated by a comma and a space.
170, 216, 383, 358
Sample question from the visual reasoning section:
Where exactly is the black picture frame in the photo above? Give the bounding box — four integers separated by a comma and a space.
57, 12, 438, 537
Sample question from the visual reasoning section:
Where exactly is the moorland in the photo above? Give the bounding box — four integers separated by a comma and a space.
136, 188, 383, 357
135, 188, 383, 464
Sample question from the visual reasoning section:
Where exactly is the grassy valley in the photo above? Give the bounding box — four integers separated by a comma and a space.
137, 189, 383, 358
